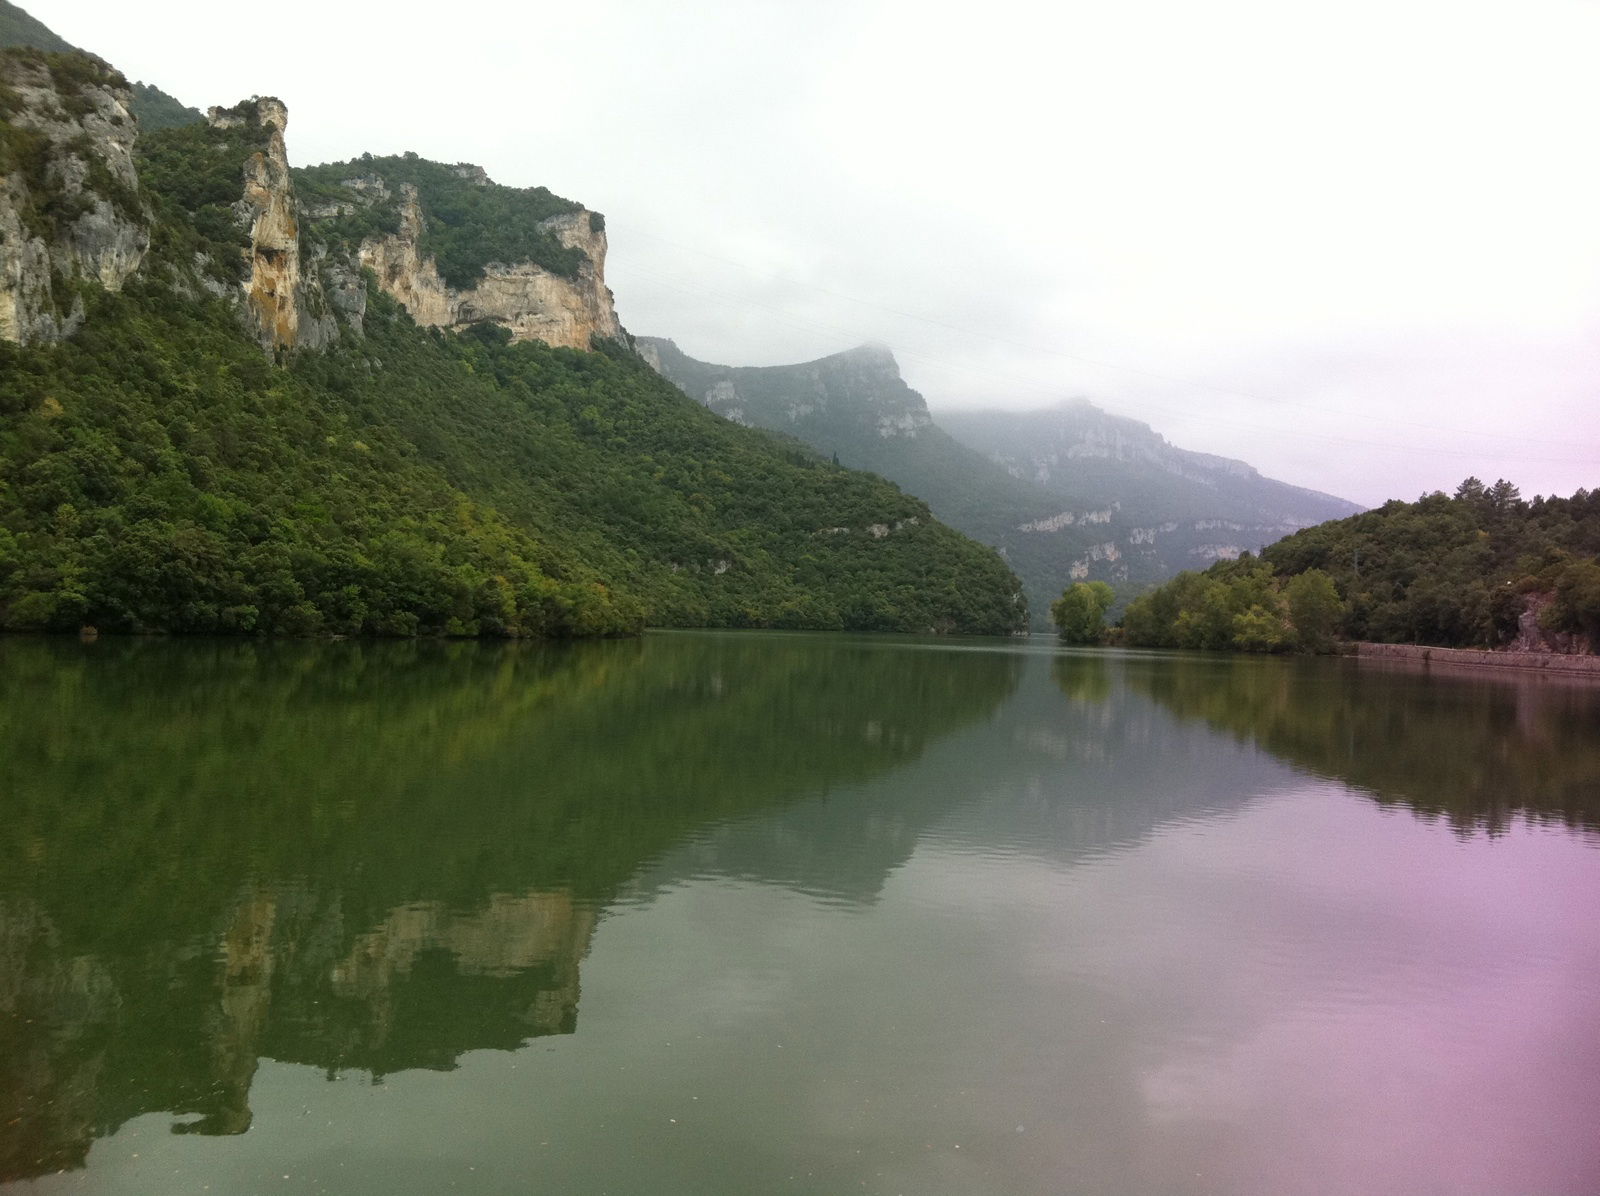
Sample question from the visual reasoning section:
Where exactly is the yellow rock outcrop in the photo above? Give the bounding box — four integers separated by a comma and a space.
359, 187, 622, 350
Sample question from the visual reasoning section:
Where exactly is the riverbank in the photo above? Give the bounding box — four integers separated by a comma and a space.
1356, 641, 1600, 678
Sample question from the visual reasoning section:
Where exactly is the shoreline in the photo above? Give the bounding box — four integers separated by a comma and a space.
1355, 641, 1600, 678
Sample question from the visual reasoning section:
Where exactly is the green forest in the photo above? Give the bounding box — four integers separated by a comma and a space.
0, 61, 1028, 639
1119, 479, 1600, 652
0, 284, 1027, 637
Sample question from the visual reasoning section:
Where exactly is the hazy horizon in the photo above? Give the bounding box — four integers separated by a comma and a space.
23, 0, 1599, 508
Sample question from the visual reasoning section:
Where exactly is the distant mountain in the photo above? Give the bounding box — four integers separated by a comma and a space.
638, 337, 1057, 525
939, 400, 1361, 553
639, 337, 1360, 625
0, 0, 201, 129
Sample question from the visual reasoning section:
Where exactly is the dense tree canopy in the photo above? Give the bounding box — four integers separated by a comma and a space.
1120, 480, 1600, 653
0, 282, 1028, 637
1050, 581, 1114, 644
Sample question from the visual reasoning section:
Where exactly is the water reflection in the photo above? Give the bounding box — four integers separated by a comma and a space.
1124, 652, 1600, 835
4, 636, 1597, 1192
0, 633, 1019, 1181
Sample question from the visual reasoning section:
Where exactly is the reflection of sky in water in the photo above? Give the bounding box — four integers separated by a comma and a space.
61, 785, 1599, 1195
13, 639, 1600, 1195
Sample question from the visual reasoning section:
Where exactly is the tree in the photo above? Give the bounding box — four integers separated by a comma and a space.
1231, 603, 1288, 652
1285, 569, 1344, 651
1543, 560, 1600, 646
1050, 581, 1114, 644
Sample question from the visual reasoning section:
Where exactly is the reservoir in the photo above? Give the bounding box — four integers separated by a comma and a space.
2, 632, 1598, 1194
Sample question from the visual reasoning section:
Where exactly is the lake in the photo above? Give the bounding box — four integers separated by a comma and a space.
2, 631, 1598, 1194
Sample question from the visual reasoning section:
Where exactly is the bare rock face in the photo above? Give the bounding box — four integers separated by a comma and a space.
1511, 591, 1589, 654
359, 188, 623, 350
0, 53, 149, 344
213, 99, 340, 352
356, 186, 450, 325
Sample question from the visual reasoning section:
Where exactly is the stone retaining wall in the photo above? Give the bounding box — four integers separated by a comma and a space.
1355, 642, 1600, 677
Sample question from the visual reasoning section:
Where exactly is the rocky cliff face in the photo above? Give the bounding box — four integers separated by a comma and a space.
209, 99, 338, 351
0, 50, 148, 344
2, 56, 612, 356
358, 187, 621, 350
0, 72, 348, 353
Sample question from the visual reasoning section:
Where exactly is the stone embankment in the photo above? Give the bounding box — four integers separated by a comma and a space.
1356, 642, 1600, 678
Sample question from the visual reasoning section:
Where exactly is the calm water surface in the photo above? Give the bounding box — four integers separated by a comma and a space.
2, 632, 1598, 1194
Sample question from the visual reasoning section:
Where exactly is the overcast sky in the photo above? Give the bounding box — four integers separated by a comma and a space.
32, 0, 1600, 506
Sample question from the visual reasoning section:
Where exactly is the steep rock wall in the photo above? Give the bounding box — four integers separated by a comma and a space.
358, 188, 621, 350
211, 99, 338, 351
0, 52, 148, 344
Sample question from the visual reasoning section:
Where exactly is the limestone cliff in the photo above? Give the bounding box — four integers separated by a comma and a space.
355, 184, 622, 350
209, 98, 338, 351
3, 61, 612, 355
0, 49, 148, 344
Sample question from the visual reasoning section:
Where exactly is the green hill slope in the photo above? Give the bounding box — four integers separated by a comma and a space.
1121, 480, 1600, 652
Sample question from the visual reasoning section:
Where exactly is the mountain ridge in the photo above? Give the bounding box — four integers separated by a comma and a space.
639, 336, 1361, 625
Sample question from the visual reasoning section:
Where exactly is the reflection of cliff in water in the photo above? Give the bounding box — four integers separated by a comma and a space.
1125, 653, 1600, 835
0, 633, 1018, 1181
637, 649, 1286, 903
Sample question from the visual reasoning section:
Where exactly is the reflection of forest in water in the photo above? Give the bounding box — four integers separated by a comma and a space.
0, 634, 1020, 1181
1122, 652, 1600, 836
9, 636, 1592, 1183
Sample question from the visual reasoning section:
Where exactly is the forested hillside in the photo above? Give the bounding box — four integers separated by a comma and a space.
1120, 480, 1600, 652
0, 45, 1027, 638
640, 337, 1358, 626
